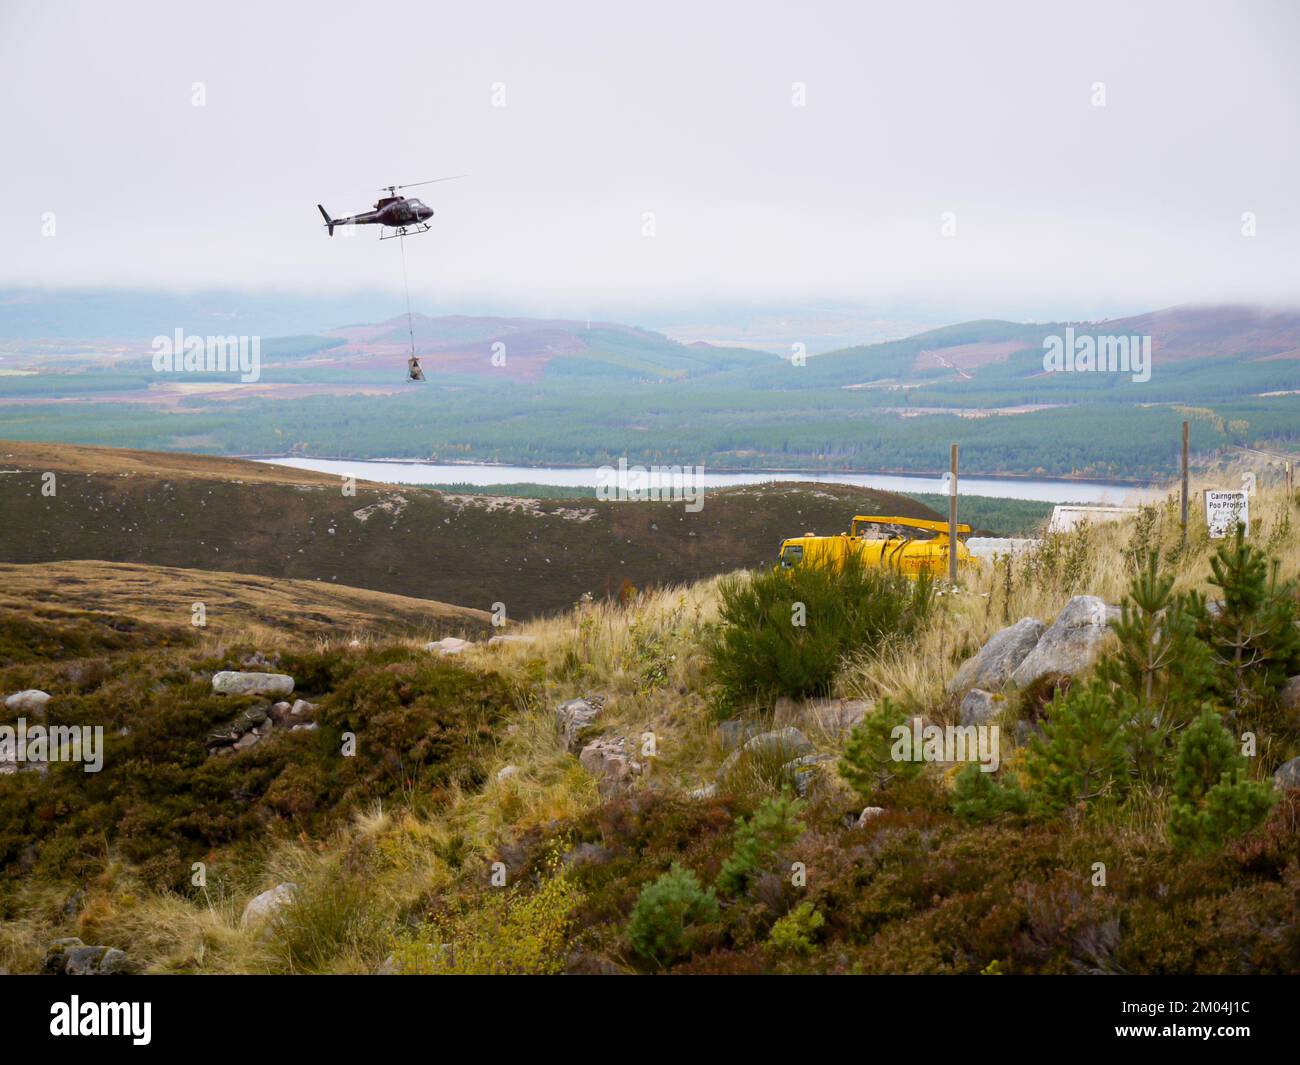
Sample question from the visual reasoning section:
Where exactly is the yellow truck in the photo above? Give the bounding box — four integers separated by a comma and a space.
777, 515, 974, 578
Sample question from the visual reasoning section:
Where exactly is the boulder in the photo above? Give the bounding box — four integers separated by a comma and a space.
856, 806, 886, 827
1280, 676, 1300, 712
947, 618, 1045, 693
211, 671, 294, 697
290, 698, 316, 716
5, 690, 51, 715
1273, 757, 1300, 790
241, 882, 297, 928
775, 696, 871, 736
1010, 597, 1114, 688
959, 689, 1003, 727
718, 727, 813, 782
579, 736, 642, 793
488, 634, 537, 648
717, 718, 764, 752
496, 764, 519, 782
556, 697, 602, 752
426, 637, 472, 656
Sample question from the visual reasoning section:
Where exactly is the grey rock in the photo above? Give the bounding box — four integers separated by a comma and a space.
783, 753, 835, 797
60, 944, 130, 976
290, 698, 316, 716
579, 736, 642, 793
856, 806, 886, 826
717, 718, 764, 752
556, 697, 602, 752
211, 671, 294, 697
268, 701, 296, 728
1280, 676, 1300, 712
1273, 757, 1300, 790
776, 697, 871, 736
4, 689, 51, 715
718, 727, 813, 782
42, 937, 85, 974
488, 634, 537, 648
959, 689, 1003, 727
290, 722, 318, 732
426, 637, 472, 656
1010, 597, 1114, 688
205, 704, 271, 747
496, 764, 520, 782
241, 882, 296, 928
947, 618, 1045, 693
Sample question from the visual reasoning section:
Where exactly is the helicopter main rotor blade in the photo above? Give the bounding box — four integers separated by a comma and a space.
378, 175, 467, 192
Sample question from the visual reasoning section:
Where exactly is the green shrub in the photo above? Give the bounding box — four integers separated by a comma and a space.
704, 553, 932, 706
1096, 556, 1215, 780
1189, 526, 1300, 715
839, 698, 925, 802
392, 861, 581, 975
952, 763, 1029, 822
716, 795, 805, 896
628, 864, 719, 967
1024, 684, 1129, 814
1168, 709, 1277, 853
768, 901, 824, 954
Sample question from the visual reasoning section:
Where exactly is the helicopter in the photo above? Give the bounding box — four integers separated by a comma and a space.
317, 176, 463, 239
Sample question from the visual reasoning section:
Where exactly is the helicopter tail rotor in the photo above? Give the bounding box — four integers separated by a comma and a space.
317, 204, 335, 237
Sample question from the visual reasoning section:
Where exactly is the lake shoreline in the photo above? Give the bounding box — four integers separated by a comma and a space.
235, 453, 1157, 489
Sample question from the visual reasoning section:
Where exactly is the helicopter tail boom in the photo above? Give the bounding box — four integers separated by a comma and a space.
317, 204, 335, 237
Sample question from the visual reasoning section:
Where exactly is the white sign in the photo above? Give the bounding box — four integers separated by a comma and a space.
1205, 490, 1249, 538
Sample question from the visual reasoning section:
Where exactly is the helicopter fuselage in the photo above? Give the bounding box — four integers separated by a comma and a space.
321, 197, 433, 233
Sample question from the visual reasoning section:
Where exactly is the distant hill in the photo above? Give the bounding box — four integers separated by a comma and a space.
0, 442, 942, 618
0, 560, 491, 649
313, 313, 772, 381
767, 304, 1300, 388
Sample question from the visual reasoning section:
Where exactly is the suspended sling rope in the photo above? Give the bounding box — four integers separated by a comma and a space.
398, 232, 424, 380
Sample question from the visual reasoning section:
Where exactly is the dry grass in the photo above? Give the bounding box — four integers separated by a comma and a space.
0, 560, 490, 643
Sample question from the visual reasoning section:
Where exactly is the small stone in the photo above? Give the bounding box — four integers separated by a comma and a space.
496, 764, 520, 782
1273, 757, 1300, 790
856, 806, 886, 826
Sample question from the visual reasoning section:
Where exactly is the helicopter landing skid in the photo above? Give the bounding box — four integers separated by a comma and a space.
380, 223, 432, 240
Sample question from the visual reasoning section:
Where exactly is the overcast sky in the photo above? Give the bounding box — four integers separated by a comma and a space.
2, 0, 1298, 319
